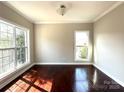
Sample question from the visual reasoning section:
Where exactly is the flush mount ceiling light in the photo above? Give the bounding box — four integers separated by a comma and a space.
57, 4, 66, 16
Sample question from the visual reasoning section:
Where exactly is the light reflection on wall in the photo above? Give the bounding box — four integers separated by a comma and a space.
74, 68, 89, 92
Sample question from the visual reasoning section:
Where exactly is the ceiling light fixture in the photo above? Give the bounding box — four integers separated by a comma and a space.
57, 4, 66, 16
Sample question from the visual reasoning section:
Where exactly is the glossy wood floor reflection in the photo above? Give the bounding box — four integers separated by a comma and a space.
1, 65, 124, 92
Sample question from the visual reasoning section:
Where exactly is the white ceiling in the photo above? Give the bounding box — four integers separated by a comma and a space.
4, 1, 121, 24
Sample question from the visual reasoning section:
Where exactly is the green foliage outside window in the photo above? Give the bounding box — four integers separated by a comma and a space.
80, 47, 88, 59
16, 33, 25, 47
16, 32, 26, 65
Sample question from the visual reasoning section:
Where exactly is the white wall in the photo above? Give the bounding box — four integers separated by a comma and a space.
94, 3, 124, 86
34, 23, 93, 63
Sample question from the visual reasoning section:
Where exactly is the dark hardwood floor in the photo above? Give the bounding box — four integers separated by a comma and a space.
0, 65, 124, 92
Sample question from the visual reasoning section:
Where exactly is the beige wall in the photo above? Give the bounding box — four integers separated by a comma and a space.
34, 23, 93, 63
94, 3, 124, 85
0, 2, 34, 62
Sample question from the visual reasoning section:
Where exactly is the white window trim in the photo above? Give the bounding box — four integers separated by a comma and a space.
0, 18, 30, 80
74, 31, 90, 62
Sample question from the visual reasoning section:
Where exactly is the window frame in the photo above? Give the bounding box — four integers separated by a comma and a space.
0, 18, 30, 80
74, 31, 90, 62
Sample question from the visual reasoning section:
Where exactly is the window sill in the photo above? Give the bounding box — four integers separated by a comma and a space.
0, 62, 31, 83
75, 59, 90, 62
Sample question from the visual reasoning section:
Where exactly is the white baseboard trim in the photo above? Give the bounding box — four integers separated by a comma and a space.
93, 64, 124, 87
34, 62, 93, 65
0, 63, 34, 89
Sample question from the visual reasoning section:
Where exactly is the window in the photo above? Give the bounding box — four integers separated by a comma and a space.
16, 28, 28, 67
0, 20, 29, 76
75, 31, 89, 61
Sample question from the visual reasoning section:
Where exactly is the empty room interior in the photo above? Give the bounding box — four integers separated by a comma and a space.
0, 1, 124, 92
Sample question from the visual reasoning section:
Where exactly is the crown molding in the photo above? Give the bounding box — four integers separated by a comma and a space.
35, 20, 93, 24
93, 1, 123, 22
